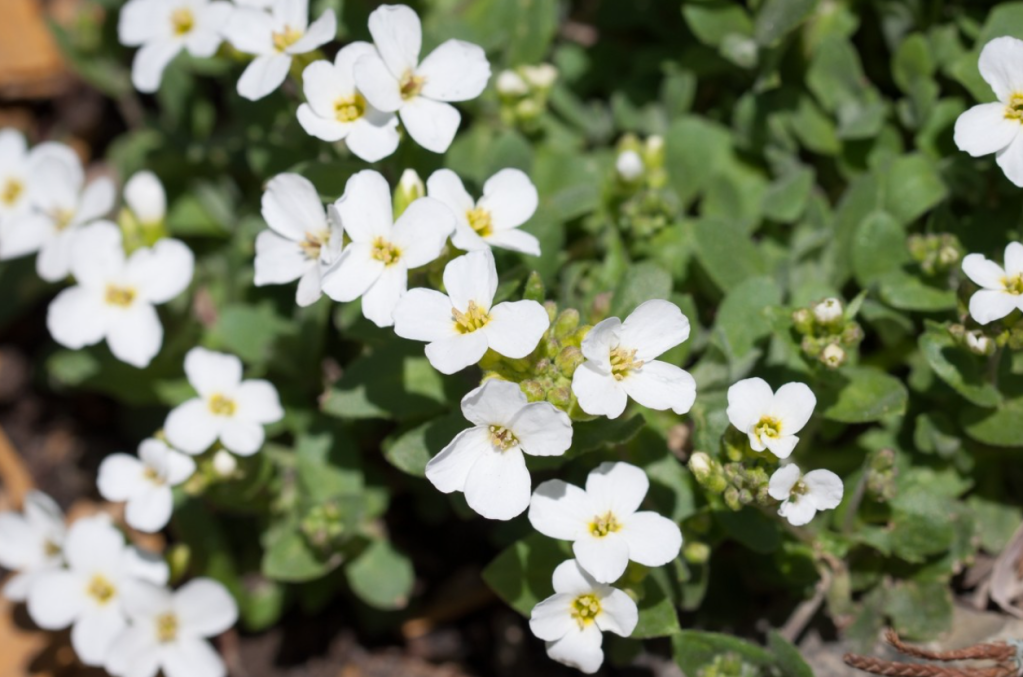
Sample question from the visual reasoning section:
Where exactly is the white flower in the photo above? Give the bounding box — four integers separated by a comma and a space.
0, 131, 78, 225
98, 439, 197, 533
297, 44, 400, 162
426, 168, 541, 256
393, 250, 550, 374
0, 151, 115, 282
164, 347, 284, 456
496, 70, 528, 96
962, 242, 1023, 324
26, 515, 169, 667
571, 299, 696, 420
812, 297, 843, 324
105, 577, 238, 677
425, 379, 572, 521
46, 222, 194, 368
124, 171, 167, 225
320, 170, 454, 327
615, 150, 644, 181
0, 491, 66, 602
725, 377, 816, 460
954, 37, 1023, 187
255, 173, 342, 307
118, 0, 232, 93
529, 559, 638, 675
768, 464, 843, 526
224, 0, 337, 101
353, 4, 490, 153
529, 462, 682, 584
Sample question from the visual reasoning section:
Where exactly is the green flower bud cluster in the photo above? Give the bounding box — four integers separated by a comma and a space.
618, 187, 679, 238
791, 298, 863, 369
948, 323, 996, 356
496, 63, 558, 131
300, 501, 348, 552
690, 430, 776, 512
866, 448, 897, 502
908, 233, 963, 276
696, 652, 760, 677
614, 134, 667, 190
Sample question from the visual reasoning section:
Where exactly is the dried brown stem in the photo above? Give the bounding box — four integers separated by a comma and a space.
843, 654, 1017, 677
884, 629, 1017, 663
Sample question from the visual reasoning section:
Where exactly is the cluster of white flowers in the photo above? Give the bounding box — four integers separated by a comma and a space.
0, 497, 237, 675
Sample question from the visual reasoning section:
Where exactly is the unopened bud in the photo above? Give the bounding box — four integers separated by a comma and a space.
820, 343, 846, 368
212, 449, 238, 477
496, 69, 528, 96
966, 330, 993, 356
555, 345, 584, 375
124, 170, 167, 225
548, 386, 571, 409
813, 298, 843, 325
521, 63, 558, 90
683, 541, 710, 564
616, 150, 645, 181
688, 452, 713, 481
393, 169, 425, 217
521, 271, 546, 303
520, 379, 545, 402
554, 308, 580, 338
791, 308, 813, 334
938, 246, 960, 267
724, 486, 741, 511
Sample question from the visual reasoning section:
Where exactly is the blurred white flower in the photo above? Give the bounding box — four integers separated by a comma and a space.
98, 438, 196, 533
211, 449, 238, 477
520, 63, 557, 90
495, 70, 528, 96
529, 559, 638, 675
320, 170, 454, 327
124, 171, 167, 225
224, 0, 336, 101
393, 250, 550, 374
255, 173, 342, 307
297, 44, 400, 162
46, 222, 194, 368
0, 130, 78, 225
164, 347, 284, 456
529, 462, 681, 584
726, 377, 816, 460
105, 578, 238, 677
118, 0, 232, 93
962, 242, 1023, 324
426, 168, 541, 256
426, 379, 572, 520
954, 37, 1023, 187
0, 152, 115, 282
768, 464, 844, 526
571, 299, 696, 419
27, 515, 169, 667
812, 297, 843, 324
353, 4, 490, 153
615, 150, 644, 181
0, 491, 66, 602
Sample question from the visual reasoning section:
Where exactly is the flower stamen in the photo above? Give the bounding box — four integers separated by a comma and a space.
1003, 274, 1023, 295
170, 7, 195, 36
466, 207, 493, 237
609, 347, 643, 381
143, 466, 166, 486
488, 424, 518, 451
571, 593, 601, 628
208, 393, 237, 416
370, 237, 401, 265
1, 178, 23, 206
155, 612, 178, 643
299, 229, 330, 260
272, 25, 303, 52
400, 71, 425, 100
1006, 93, 1023, 121
452, 300, 490, 333
105, 285, 137, 307
86, 575, 116, 605
753, 415, 782, 442
333, 94, 366, 123
589, 511, 621, 537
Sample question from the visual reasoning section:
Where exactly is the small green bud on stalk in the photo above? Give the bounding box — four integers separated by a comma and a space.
555, 346, 584, 375
683, 541, 711, 564
523, 271, 546, 302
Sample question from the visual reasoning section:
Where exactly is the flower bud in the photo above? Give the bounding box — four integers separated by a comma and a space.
521, 63, 558, 90
212, 449, 238, 477
688, 451, 713, 482
820, 343, 846, 368
124, 170, 167, 225
496, 69, 529, 96
515, 98, 542, 121
393, 169, 425, 218
616, 150, 645, 181
544, 300, 558, 324
523, 271, 546, 302
841, 322, 864, 345
520, 379, 545, 402
791, 308, 813, 334
966, 330, 994, 356
548, 385, 572, 409
554, 308, 580, 338
683, 541, 710, 564
555, 345, 584, 375
724, 486, 741, 511
812, 297, 843, 325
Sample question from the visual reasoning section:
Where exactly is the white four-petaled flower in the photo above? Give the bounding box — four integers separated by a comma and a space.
529, 559, 638, 675
27, 515, 169, 667
529, 462, 682, 584
0, 130, 79, 227
726, 377, 816, 460
393, 250, 550, 374
571, 299, 696, 419
768, 464, 844, 526
962, 241, 1023, 324
353, 4, 490, 153
164, 347, 285, 456
118, 0, 232, 93
0, 491, 66, 602
46, 222, 194, 368
954, 37, 1023, 187
426, 379, 572, 520
255, 173, 342, 307
426, 168, 541, 255
320, 170, 454, 327
297, 43, 400, 162
98, 438, 197, 533
224, 0, 337, 101
105, 577, 238, 677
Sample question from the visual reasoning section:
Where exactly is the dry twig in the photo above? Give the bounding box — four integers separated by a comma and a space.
844, 629, 1021, 677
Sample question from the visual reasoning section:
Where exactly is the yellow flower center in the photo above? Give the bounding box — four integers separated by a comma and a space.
299, 229, 330, 260
105, 285, 137, 307
44, 540, 62, 558
452, 300, 490, 333
170, 7, 194, 36
1, 178, 24, 206
1006, 92, 1023, 121
208, 393, 237, 416
400, 71, 425, 100
87, 575, 116, 605
754, 416, 782, 441
52, 208, 75, 230
334, 94, 366, 123
488, 424, 518, 451
370, 237, 401, 265
609, 347, 643, 381
272, 25, 303, 52
466, 207, 493, 237
571, 594, 601, 628
143, 466, 166, 486
1003, 274, 1023, 295
155, 612, 178, 643
589, 511, 621, 537
789, 479, 809, 502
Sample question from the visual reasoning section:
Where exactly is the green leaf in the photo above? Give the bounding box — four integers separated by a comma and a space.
630, 571, 682, 639
712, 276, 782, 363
383, 411, 468, 478
806, 38, 885, 139
262, 514, 341, 583
919, 324, 1001, 408
482, 534, 570, 616
715, 507, 781, 554
346, 540, 415, 611
295, 428, 364, 500
665, 116, 733, 205
672, 631, 775, 675
210, 303, 297, 366
962, 397, 1023, 448
694, 217, 765, 292
762, 167, 815, 223
879, 272, 956, 312
572, 414, 647, 454
883, 154, 947, 225
610, 261, 673, 318
817, 367, 908, 423
755, 0, 819, 46
884, 580, 953, 639
767, 631, 815, 677
889, 484, 956, 563
682, 0, 753, 47
852, 211, 910, 287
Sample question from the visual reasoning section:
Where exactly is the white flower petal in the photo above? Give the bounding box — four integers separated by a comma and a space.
768, 464, 802, 501
128, 239, 194, 304
106, 625, 159, 677
235, 379, 284, 424
118, 0, 159, 46
778, 496, 817, 526
123, 546, 169, 585
220, 419, 266, 456
161, 637, 227, 677
551, 559, 600, 596
979, 36, 1023, 102
529, 480, 592, 541
399, 97, 461, 153
417, 39, 490, 102
353, 53, 402, 113
174, 578, 238, 637
335, 170, 394, 242
237, 54, 291, 101
572, 533, 630, 584
617, 299, 690, 362
621, 360, 696, 415
320, 243, 385, 302
65, 516, 125, 572
726, 377, 775, 431
478, 169, 537, 231
345, 114, 400, 162
72, 607, 126, 666
47, 287, 108, 350
0, 514, 36, 570
261, 173, 327, 241
962, 253, 1007, 290
954, 102, 1020, 157
545, 623, 605, 674
124, 171, 166, 224
443, 249, 497, 313
763, 434, 798, 460
426, 169, 474, 215
771, 382, 816, 435
67, 220, 124, 285
36, 229, 78, 282
579, 317, 621, 367
484, 227, 541, 256
297, 103, 348, 142
131, 39, 181, 93
29, 153, 82, 215
295, 265, 323, 307
508, 402, 572, 457
187, 2, 233, 57
0, 214, 54, 260
450, 223, 487, 252
331, 41, 376, 92
165, 399, 221, 454
222, 8, 274, 55
996, 128, 1023, 188
4, 573, 34, 603
125, 487, 173, 533
460, 379, 527, 427
255, 230, 310, 285
285, 9, 336, 54
272, 0, 308, 31
27, 571, 85, 629
528, 593, 575, 641
484, 300, 550, 359
393, 287, 460, 342
618, 511, 681, 568
463, 446, 530, 520
97, 453, 146, 502
76, 177, 117, 225
185, 347, 243, 397
595, 588, 638, 637
425, 427, 489, 494
106, 302, 164, 368
969, 289, 1021, 324
391, 196, 455, 268
1005, 242, 1023, 278
360, 264, 407, 327
803, 469, 844, 511
424, 331, 490, 374
572, 363, 628, 419
367, 3, 421, 78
